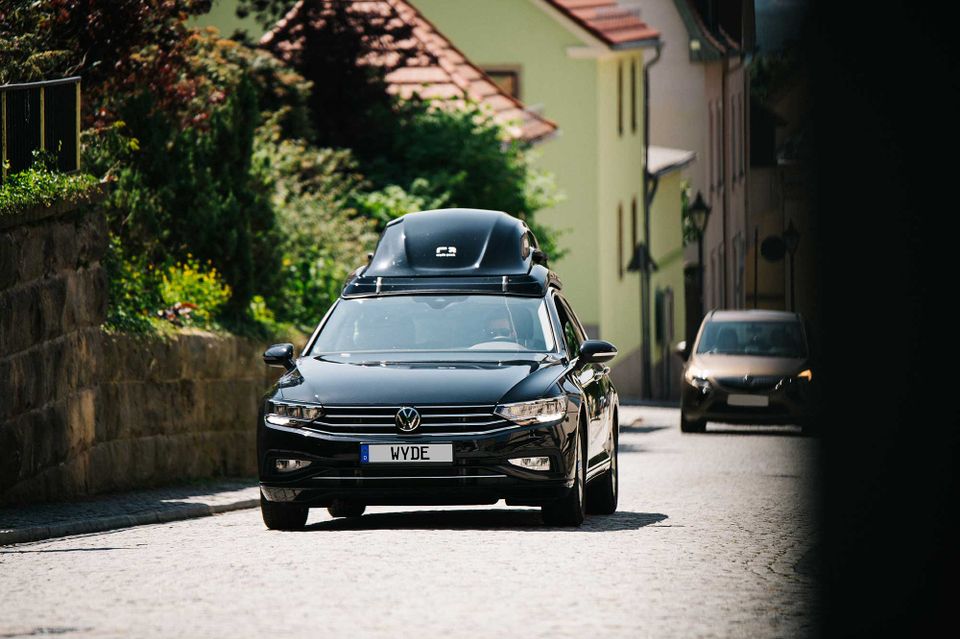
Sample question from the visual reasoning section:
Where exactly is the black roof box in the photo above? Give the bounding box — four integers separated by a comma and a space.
365, 208, 533, 277
342, 208, 561, 298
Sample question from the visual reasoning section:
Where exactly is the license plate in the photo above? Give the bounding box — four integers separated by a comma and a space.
360, 443, 453, 464
727, 394, 770, 407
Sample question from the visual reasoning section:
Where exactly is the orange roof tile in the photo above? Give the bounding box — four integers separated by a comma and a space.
544, 0, 660, 48
261, 0, 558, 143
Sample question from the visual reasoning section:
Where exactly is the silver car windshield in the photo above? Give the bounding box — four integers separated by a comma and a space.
309, 295, 557, 354
696, 321, 807, 358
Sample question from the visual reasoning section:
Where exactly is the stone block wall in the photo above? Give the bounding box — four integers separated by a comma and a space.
0, 193, 280, 505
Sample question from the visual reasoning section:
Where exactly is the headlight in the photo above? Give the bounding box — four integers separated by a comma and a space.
796, 369, 813, 382
684, 367, 711, 390
494, 397, 566, 425
268, 401, 323, 422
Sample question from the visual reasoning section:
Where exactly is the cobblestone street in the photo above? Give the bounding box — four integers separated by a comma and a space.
0, 407, 818, 638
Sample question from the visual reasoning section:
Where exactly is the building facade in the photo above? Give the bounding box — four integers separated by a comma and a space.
624, 0, 755, 329
748, 71, 815, 325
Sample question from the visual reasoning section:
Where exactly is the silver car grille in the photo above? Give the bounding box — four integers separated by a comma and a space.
301, 405, 510, 436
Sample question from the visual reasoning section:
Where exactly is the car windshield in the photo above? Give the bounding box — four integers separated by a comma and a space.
696, 320, 807, 358
309, 295, 557, 354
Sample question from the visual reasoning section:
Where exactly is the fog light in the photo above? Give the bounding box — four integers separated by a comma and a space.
275, 458, 312, 473
508, 456, 550, 471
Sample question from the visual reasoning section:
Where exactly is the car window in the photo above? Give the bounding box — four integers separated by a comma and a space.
308, 295, 557, 354
696, 320, 807, 358
553, 295, 584, 358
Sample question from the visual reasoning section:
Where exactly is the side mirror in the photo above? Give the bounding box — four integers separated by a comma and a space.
263, 343, 296, 371
673, 340, 690, 361
531, 248, 549, 267
579, 339, 617, 364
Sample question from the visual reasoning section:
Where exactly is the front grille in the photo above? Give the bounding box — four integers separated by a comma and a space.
715, 375, 784, 392
302, 405, 510, 436
711, 403, 789, 416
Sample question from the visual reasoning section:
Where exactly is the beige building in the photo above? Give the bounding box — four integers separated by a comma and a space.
624, 0, 756, 331
747, 70, 815, 324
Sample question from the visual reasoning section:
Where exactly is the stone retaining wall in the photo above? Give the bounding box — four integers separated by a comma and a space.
0, 192, 279, 505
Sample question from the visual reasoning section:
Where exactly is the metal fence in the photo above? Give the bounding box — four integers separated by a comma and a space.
1, 77, 81, 183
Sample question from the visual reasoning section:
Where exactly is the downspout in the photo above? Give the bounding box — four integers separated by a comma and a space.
721, 54, 728, 308
641, 42, 663, 400
742, 50, 755, 307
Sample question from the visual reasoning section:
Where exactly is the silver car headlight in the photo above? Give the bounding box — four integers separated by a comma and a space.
267, 401, 323, 423
684, 367, 711, 391
494, 397, 566, 425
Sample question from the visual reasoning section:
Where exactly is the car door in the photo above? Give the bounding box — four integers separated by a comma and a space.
554, 295, 607, 467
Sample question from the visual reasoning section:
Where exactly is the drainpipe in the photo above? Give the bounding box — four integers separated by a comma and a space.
742, 50, 755, 307
641, 42, 663, 400
721, 54, 728, 308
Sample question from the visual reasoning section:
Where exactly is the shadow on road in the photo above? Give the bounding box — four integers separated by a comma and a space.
0, 547, 135, 554
620, 423, 670, 434
704, 425, 806, 438
303, 509, 668, 533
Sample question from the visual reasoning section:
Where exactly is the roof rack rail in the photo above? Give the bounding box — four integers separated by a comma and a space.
342, 265, 562, 298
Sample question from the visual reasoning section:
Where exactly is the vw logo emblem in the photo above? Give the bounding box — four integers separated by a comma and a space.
743, 375, 753, 386
395, 406, 421, 432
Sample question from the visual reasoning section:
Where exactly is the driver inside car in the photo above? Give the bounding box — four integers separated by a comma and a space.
483, 309, 517, 341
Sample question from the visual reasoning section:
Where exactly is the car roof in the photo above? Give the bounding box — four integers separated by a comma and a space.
706, 309, 803, 322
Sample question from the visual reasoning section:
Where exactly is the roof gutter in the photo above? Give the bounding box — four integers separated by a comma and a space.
611, 37, 663, 51
639, 41, 663, 400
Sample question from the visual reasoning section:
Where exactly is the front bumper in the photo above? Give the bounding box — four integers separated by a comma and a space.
681, 377, 818, 425
257, 413, 578, 507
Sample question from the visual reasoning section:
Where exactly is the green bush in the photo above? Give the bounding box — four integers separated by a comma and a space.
103, 235, 162, 333
83, 33, 281, 321
353, 179, 448, 226
365, 101, 564, 258
253, 126, 378, 329
0, 155, 98, 216
159, 257, 232, 326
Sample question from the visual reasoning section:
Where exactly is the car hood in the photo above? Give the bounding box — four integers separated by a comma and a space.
275, 352, 567, 406
691, 354, 808, 378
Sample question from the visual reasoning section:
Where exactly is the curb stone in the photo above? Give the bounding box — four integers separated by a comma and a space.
0, 497, 259, 546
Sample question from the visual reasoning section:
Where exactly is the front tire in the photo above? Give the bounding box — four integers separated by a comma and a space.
587, 416, 618, 515
680, 410, 707, 433
542, 422, 586, 527
800, 418, 820, 437
328, 500, 366, 518
260, 493, 308, 530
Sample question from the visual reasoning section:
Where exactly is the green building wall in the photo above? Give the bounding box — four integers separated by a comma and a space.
595, 53, 645, 381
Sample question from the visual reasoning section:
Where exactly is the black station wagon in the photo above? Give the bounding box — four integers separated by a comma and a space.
258, 208, 619, 528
